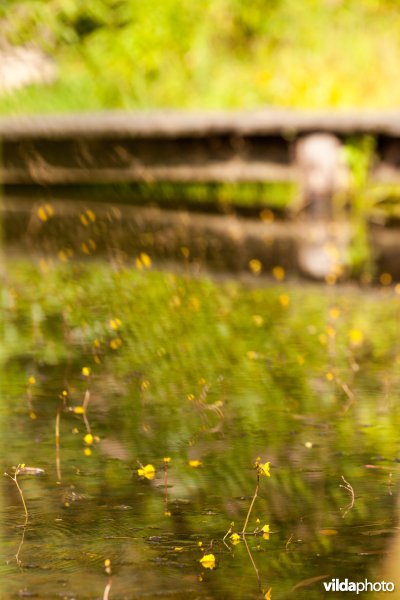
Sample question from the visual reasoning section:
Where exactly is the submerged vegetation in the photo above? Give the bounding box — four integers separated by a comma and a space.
2, 253, 400, 597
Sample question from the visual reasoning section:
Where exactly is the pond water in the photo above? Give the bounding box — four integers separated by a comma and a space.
1, 245, 400, 599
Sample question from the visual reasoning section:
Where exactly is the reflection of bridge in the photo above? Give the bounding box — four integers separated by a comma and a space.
1, 110, 400, 280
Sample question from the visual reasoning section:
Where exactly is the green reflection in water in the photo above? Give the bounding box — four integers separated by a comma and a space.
1, 260, 400, 599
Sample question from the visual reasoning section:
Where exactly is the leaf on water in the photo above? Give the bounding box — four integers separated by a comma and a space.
291, 574, 330, 592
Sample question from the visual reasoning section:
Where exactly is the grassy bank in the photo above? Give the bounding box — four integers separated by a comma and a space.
1, 1, 400, 114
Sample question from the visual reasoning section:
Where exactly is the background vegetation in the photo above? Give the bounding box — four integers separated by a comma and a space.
2, 0, 400, 114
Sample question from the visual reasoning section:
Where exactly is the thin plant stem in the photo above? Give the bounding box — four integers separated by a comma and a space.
4, 465, 29, 565
5, 466, 28, 525
82, 389, 92, 434
243, 534, 262, 594
103, 578, 112, 600
241, 475, 259, 535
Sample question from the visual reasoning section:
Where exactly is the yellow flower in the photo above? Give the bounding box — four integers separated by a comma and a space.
163, 457, 171, 463
264, 588, 272, 599
73, 406, 85, 414
82, 366, 91, 377
109, 318, 122, 330
137, 464, 156, 480
83, 433, 93, 445
84, 448, 92, 457
329, 307, 340, 320
104, 558, 111, 575
257, 461, 271, 477
252, 315, 264, 327
110, 338, 122, 350
189, 460, 202, 468
200, 553, 216, 570
136, 253, 152, 269
279, 294, 290, 307
380, 272, 392, 286
349, 329, 364, 347
230, 533, 241, 545
27, 376, 36, 386
262, 524, 270, 540
249, 258, 263, 275
272, 266, 285, 281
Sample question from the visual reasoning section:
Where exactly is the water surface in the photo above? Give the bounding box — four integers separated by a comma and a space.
1, 257, 400, 599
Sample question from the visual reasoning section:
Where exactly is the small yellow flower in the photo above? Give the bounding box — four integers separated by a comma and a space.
137, 464, 156, 480
230, 533, 241, 545
272, 266, 285, 281
349, 329, 364, 347
163, 457, 171, 464
141, 379, 150, 391
82, 366, 91, 377
249, 258, 263, 275
264, 588, 272, 600
279, 294, 290, 307
86, 209, 96, 223
110, 338, 122, 350
189, 460, 202, 468
326, 372, 334, 381
380, 272, 392, 286
136, 253, 152, 269
262, 524, 270, 540
252, 315, 264, 327
73, 406, 85, 414
84, 448, 92, 457
83, 433, 94, 445
28, 376, 36, 386
329, 307, 340, 320
257, 461, 271, 477
109, 318, 122, 330
200, 553, 216, 570
104, 558, 111, 575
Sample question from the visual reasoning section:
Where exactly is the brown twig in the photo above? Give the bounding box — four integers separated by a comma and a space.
339, 475, 355, 517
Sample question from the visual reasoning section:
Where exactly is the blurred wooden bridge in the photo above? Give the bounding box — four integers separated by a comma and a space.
1, 109, 400, 185
1, 109, 400, 280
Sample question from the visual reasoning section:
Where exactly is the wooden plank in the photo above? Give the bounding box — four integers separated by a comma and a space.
2, 110, 400, 140
0, 162, 296, 184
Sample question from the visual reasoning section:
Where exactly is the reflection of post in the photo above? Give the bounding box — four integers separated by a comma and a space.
0, 138, 4, 280
379, 514, 400, 598
295, 134, 350, 280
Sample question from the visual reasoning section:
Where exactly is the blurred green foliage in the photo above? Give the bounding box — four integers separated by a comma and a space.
2, 0, 400, 113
